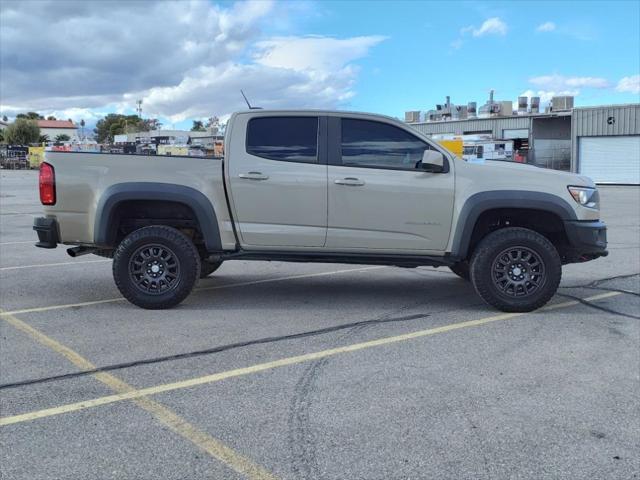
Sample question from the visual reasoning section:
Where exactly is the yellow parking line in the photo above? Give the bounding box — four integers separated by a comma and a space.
1, 265, 384, 315
0, 310, 278, 480
0, 291, 620, 429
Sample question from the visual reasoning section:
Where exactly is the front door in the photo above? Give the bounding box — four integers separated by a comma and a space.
228, 115, 327, 247
326, 117, 454, 252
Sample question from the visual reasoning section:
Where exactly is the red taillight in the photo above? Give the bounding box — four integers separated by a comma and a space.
39, 162, 56, 205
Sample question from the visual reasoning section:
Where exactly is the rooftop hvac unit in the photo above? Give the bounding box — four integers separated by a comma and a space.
550, 96, 574, 111
467, 102, 477, 118
404, 111, 421, 123
530, 97, 540, 114
500, 101, 513, 116
518, 96, 528, 115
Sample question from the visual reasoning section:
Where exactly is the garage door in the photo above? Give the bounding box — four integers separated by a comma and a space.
579, 136, 640, 184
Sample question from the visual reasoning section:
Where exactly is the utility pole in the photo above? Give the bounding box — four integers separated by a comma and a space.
136, 99, 143, 118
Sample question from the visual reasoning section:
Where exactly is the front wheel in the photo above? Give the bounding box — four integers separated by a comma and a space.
113, 226, 201, 309
470, 227, 561, 312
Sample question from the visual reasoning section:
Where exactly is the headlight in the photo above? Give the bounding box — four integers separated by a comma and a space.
567, 186, 599, 209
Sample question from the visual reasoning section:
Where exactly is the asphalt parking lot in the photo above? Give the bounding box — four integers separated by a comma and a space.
0, 169, 638, 480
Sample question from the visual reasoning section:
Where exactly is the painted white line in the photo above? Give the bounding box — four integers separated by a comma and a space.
0, 266, 385, 315
0, 259, 110, 271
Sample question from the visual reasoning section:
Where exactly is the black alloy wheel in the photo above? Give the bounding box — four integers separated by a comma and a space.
470, 227, 561, 312
113, 226, 200, 309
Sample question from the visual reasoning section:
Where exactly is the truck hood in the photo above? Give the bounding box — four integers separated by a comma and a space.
481, 160, 596, 188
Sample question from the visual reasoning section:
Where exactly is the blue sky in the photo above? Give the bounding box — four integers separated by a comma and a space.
1, 0, 638, 131
288, 0, 640, 115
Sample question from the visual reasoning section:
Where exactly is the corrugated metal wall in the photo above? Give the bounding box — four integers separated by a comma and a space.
573, 104, 639, 136
409, 117, 531, 138
571, 104, 640, 171
408, 104, 639, 174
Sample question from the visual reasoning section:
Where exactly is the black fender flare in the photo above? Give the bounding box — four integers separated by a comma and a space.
94, 182, 222, 252
450, 190, 577, 259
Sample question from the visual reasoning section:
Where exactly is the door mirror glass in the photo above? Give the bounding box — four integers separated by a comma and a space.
420, 150, 445, 172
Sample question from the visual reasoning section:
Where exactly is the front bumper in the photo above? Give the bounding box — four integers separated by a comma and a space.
33, 217, 59, 248
563, 220, 608, 261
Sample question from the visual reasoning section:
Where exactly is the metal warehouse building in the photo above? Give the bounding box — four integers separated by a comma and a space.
407, 103, 640, 184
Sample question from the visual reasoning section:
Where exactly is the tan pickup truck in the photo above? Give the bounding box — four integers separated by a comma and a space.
34, 110, 607, 311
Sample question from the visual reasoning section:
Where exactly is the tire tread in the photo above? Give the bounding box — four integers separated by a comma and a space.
470, 227, 561, 312
113, 226, 200, 309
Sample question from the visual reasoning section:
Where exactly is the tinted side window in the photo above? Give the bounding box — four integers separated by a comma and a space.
247, 117, 318, 163
341, 118, 430, 169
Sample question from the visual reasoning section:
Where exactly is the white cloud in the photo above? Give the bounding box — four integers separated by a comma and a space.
451, 16, 507, 50
471, 17, 508, 37
0, 1, 385, 123
536, 21, 556, 32
254, 35, 386, 72
529, 74, 610, 90
519, 89, 580, 106
616, 75, 640, 94
128, 35, 386, 122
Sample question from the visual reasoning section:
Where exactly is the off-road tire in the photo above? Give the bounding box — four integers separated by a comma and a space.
113, 226, 201, 309
200, 260, 223, 278
470, 227, 561, 312
449, 261, 470, 281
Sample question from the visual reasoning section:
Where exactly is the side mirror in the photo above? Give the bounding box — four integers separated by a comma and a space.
420, 150, 445, 173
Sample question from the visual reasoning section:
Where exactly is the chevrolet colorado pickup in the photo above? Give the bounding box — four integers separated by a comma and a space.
34, 110, 608, 311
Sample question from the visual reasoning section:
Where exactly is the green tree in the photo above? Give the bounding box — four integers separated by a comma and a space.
191, 120, 206, 132
0, 129, 4, 144
39, 134, 50, 143
55, 134, 71, 142
94, 114, 146, 143
2, 115, 8, 122
141, 118, 161, 131
16, 112, 43, 120
46, 115, 57, 121
4, 119, 40, 145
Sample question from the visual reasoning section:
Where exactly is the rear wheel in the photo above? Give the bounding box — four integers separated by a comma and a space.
470, 227, 561, 312
113, 226, 200, 309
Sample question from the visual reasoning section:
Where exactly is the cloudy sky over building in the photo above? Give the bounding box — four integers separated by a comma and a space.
1, 0, 638, 129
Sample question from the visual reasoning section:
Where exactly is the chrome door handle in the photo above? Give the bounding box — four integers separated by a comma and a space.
238, 172, 269, 181
334, 177, 365, 186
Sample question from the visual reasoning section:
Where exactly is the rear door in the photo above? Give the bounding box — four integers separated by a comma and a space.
326, 116, 455, 252
227, 114, 328, 247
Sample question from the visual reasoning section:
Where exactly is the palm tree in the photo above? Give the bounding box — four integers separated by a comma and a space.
55, 134, 71, 143
39, 134, 50, 144
80, 119, 85, 140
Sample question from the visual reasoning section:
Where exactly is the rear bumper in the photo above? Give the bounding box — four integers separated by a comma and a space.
563, 220, 608, 262
33, 217, 59, 248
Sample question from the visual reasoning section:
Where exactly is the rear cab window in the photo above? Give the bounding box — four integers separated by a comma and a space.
246, 116, 318, 163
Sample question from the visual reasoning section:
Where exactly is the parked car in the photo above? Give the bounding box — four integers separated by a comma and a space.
34, 110, 607, 311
